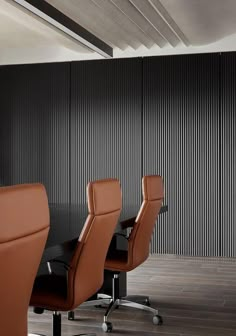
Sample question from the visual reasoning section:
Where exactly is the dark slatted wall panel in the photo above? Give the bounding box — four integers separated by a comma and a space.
143, 54, 220, 256
0, 63, 70, 203
221, 53, 236, 257
1, 53, 236, 257
70, 59, 142, 206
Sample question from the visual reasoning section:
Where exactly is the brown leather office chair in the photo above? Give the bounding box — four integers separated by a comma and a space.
0, 184, 50, 336
30, 178, 122, 336
94, 175, 164, 332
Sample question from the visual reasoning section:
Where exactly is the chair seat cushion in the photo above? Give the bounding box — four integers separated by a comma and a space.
105, 249, 133, 272
30, 274, 68, 311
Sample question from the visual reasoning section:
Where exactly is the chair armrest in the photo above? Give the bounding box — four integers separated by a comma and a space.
114, 232, 129, 240
120, 217, 136, 229
48, 259, 71, 272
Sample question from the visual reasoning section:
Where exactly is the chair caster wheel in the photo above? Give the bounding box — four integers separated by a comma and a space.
33, 307, 44, 314
68, 311, 75, 320
153, 315, 163, 325
102, 322, 113, 332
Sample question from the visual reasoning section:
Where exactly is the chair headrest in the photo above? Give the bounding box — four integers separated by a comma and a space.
142, 175, 164, 201
0, 183, 49, 243
87, 179, 121, 215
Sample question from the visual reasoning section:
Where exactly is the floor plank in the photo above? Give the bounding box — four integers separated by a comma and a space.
28, 255, 236, 335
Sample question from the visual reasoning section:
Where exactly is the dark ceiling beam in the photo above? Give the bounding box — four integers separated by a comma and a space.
12, 0, 113, 58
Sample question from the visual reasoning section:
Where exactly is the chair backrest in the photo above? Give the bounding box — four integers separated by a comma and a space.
0, 184, 50, 336
127, 175, 164, 270
67, 179, 122, 308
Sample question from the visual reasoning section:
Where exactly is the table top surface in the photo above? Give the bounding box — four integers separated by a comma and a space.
47, 203, 168, 246
42, 203, 168, 262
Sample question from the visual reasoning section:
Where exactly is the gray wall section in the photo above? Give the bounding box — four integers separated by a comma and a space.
70, 59, 142, 206
221, 53, 236, 257
143, 55, 220, 256
0, 63, 70, 203
0, 54, 236, 256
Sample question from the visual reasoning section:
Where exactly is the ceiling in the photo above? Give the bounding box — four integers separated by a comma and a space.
1, 0, 236, 65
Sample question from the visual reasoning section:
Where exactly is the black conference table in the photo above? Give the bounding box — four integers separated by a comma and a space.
41, 203, 168, 297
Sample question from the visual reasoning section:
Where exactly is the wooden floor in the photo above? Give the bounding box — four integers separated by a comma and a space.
28, 255, 236, 335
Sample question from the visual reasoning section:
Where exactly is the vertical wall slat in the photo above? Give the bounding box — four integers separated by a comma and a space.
0, 63, 70, 203
143, 54, 220, 256
221, 53, 236, 257
70, 58, 142, 207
